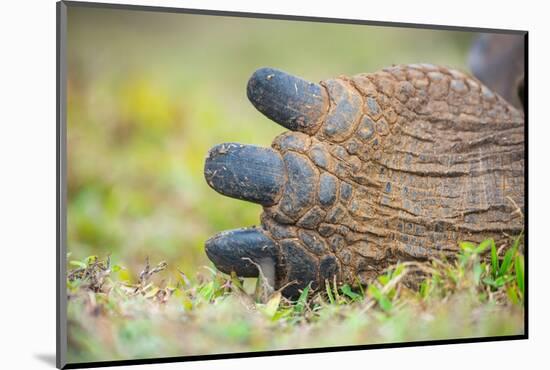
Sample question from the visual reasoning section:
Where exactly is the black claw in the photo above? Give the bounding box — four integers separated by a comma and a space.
205, 227, 280, 278
247, 67, 327, 132
204, 143, 285, 206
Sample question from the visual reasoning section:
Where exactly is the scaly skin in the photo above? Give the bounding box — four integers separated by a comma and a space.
204, 64, 524, 298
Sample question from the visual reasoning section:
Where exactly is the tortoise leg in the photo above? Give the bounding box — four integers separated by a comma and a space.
204, 65, 524, 299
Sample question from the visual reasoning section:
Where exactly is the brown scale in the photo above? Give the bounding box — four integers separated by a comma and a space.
204, 63, 524, 298
262, 64, 523, 288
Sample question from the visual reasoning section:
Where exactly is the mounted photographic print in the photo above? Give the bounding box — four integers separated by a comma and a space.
57, 1, 527, 368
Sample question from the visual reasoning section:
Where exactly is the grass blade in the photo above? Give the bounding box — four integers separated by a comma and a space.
459, 241, 476, 252
325, 280, 335, 304
515, 254, 524, 296
341, 284, 362, 302
70, 260, 87, 269
475, 238, 493, 255
368, 284, 393, 312
259, 291, 281, 319
294, 283, 310, 314
491, 241, 498, 276
499, 247, 515, 276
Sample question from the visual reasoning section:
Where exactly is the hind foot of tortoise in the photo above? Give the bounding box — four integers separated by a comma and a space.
204, 66, 524, 298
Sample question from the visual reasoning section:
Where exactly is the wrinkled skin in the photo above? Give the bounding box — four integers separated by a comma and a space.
204, 63, 524, 298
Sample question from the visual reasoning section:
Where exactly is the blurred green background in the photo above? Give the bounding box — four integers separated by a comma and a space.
67, 7, 475, 278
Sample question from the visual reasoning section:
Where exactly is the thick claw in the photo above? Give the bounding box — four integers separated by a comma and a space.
205, 227, 279, 280
204, 143, 285, 206
247, 67, 327, 133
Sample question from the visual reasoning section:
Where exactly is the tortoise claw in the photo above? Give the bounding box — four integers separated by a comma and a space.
247, 67, 327, 133
205, 227, 279, 280
204, 143, 285, 206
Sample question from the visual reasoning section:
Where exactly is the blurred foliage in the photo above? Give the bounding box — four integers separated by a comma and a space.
67, 7, 474, 278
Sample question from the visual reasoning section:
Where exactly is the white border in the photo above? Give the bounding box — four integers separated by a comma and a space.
1, 0, 548, 369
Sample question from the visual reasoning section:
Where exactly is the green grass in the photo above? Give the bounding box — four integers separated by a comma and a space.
66, 236, 524, 364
